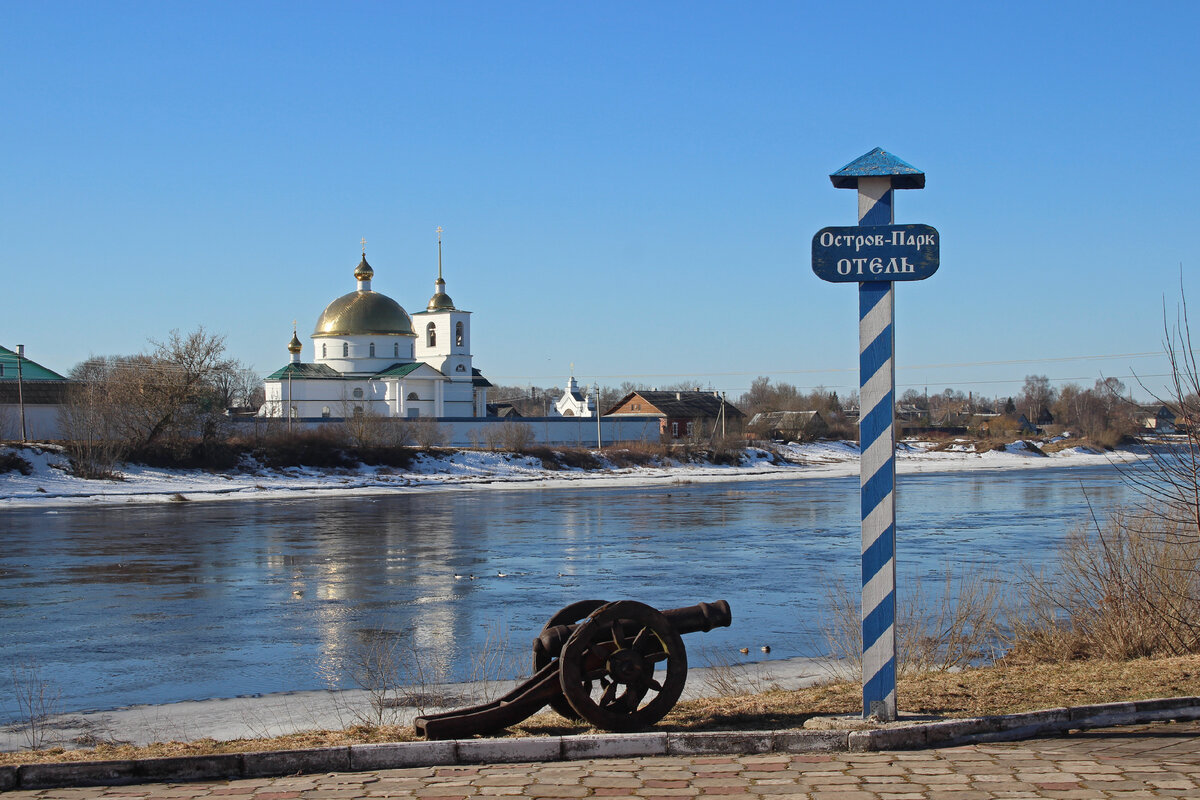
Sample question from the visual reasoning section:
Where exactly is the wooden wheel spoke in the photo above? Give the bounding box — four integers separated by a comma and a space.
610, 622, 632, 650
599, 681, 619, 708
631, 626, 652, 650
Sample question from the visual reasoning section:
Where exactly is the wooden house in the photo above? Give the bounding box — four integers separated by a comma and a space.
603, 390, 745, 440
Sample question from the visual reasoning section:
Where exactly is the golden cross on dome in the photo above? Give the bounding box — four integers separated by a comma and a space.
360, 237, 367, 255
436, 226, 443, 242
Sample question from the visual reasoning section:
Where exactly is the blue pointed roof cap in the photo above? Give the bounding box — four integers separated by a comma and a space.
830, 147, 925, 190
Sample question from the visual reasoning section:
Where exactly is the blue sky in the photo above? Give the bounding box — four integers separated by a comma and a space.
2, 2, 1196, 402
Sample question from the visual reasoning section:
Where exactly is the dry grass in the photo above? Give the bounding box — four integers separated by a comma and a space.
5, 654, 1200, 766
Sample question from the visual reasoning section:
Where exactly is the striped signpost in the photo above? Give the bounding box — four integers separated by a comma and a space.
812, 148, 938, 720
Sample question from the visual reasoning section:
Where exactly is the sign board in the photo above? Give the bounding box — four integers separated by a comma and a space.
812, 224, 939, 282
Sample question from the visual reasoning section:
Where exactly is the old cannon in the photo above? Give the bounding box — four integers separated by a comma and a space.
414, 599, 731, 740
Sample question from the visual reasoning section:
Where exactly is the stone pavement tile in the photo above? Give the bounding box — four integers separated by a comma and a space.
844, 767, 905, 776
584, 776, 644, 788
471, 775, 530, 786
526, 786, 588, 797
633, 788, 700, 797
969, 779, 1038, 792
748, 786, 810, 796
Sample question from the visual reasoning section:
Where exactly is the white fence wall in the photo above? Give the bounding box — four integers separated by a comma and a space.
0, 404, 63, 440
232, 414, 664, 447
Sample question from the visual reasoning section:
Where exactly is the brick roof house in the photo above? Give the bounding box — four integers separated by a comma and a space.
603, 390, 744, 440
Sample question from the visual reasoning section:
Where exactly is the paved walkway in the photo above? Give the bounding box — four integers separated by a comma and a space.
8, 720, 1200, 799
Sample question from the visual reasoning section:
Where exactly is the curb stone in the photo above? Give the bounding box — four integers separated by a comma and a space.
6, 695, 1200, 790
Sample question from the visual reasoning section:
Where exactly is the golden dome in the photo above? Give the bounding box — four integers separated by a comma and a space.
313, 291, 414, 337
427, 279, 455, 311
354, 255, 374, 281
287, 331, 302, 354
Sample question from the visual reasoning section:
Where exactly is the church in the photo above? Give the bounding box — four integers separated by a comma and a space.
262, 237, 490, 420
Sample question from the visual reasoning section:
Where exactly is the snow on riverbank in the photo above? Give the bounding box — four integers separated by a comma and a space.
0, 436, 1139, 509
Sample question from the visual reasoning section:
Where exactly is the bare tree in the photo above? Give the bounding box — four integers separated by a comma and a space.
59, 327, 237, 466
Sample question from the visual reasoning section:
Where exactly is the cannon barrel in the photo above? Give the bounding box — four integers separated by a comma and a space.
535, 599, 731, 657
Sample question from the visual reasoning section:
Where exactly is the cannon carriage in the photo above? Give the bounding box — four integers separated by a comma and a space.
414, 599, 731, 740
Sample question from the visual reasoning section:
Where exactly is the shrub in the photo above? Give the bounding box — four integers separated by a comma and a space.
1002, 509, 1200, 662
603, 442, 668, 467
355, 445, 418, 470
482, 421, 535, 452
522, 446, 602, 471
410, 418, 448, 448
255, 428, 355, 469
0, 450, 33, 476
820, 568, 1001, 679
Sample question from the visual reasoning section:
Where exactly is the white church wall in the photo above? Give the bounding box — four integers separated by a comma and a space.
313, 335, 416, 373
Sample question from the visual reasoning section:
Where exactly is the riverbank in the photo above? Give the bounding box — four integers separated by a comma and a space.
0, 435, 1142, 508
4, 653, 1200, 763
0, 656, 841, 753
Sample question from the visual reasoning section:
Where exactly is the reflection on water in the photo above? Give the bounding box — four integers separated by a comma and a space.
0, 464, 1138, 717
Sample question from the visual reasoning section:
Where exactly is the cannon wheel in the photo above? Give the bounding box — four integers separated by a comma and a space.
534, 599, 608, 720
558, 600, 688, 732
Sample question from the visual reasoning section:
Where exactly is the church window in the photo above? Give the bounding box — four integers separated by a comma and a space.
353, 388, 363, 399
455, 322, 464, 347
369, 342, 375, 357
290, 406, 297, 419
393, 342, 399, 357
322, 343, 327, 358
456, 364, 465, 372
407, 392, 419, 401
343, 342, 349, 357
321, 407, 331, 418
564, 409, 575, 417
426, 322, 436, 347
353, 406, 363, 416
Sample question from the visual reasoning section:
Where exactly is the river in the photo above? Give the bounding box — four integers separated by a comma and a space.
0, 463, 1139, 719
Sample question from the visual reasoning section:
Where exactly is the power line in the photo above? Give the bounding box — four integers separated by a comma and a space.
487, 350, 1178, 383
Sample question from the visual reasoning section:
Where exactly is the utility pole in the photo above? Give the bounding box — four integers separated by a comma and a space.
16, 345, 27, 443
594, 383, 602, 449
721, 391, 727, 439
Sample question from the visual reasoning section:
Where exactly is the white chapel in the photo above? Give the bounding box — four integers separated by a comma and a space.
262, 237, 489, 420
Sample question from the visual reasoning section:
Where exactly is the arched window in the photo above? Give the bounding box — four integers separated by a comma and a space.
369, 342, 375, 357
455, 364, 466, 372
426, 322, 436, 347
393, 342, 399, 357
342, 342, 349, 357
289, 406, 297, 419
322, 342, 327, 358
353, 387, 363, 399
407, 392, 419, 401
353, 406, 363, 417
455, 322, 464, 347
321, 406, 331, 418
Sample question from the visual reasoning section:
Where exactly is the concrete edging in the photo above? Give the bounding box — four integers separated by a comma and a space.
3, 695, 1199, 791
